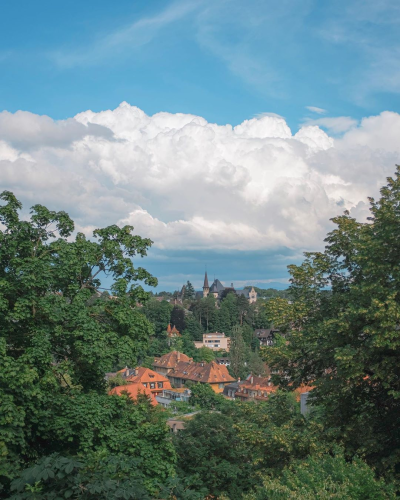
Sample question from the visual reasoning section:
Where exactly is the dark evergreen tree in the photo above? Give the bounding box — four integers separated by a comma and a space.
183, 280, 195, 300
170, 305, 186, 333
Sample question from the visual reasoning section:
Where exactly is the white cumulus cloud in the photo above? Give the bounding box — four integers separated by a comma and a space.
0, 103, 399, 252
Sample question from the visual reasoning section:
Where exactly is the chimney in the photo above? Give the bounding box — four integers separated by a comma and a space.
177, 351, 180, 361
251, 376, 254, 384
231, 283, 233, 288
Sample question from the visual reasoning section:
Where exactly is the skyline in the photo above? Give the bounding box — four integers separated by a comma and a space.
1, 0, 400, 291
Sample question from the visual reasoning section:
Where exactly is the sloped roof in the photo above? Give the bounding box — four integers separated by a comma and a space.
203, 271, 209, 288
171, 360, 235, 384
153, 351, 192, 369
127, 367, 171, 388
109, 383, 157, 405
209, 279, 225, 294
236, 289, 250, 298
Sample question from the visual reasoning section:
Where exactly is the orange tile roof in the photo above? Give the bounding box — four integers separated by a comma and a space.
109, 383, 157, 405
153, 351, 192, 368
167, 323, 172, 333
127, 367, 172, 389
171, 360, 235, 384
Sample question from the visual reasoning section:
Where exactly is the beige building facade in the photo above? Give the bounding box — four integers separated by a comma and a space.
194, 332, 230, 352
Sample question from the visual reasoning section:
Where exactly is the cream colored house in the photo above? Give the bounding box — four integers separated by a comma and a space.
194, 332, 230, 352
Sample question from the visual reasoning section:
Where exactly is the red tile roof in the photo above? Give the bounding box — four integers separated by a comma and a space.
109, 383, 157, 405
171, 360, 235, 384
153, 351, 192, 369
127, 367, 171, 388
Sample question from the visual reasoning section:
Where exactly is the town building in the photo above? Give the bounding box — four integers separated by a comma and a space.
168, 359, 235, 393
109, 383, 157, 406
167, 323, 181, 338
126, 367, 172, 400
153, 352, 235, 393
199, 271, 257, 303
194, 332, 230, 352
222, 381, 241, 399
156, 388, 191, 408
166, 411, 201, 433
234, 374, 277, 402
105, 366, 136, 381
254, 328, 280, 346
153, 351, 192, 377
216, 357, 230, 367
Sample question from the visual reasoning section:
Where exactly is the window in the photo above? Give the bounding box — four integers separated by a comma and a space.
150, 383, 155, 389
157, 382, 163, 389
143, 383, 147, 387
219, 383, 224, 388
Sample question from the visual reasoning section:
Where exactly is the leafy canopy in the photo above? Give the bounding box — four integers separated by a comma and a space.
0, 192, 175, 496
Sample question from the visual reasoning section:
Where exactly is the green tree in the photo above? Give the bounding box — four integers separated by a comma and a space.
218, 292, 238, 335
183, 280, 195, 300
183, 315, 204, 341
263, 168, 400, 477
247, 351, 267, 377
200, 294, 218, 332
193, 346, 215, 363
0, 192, 175, 496
174, 411, 252, 498
245, 452, 396, 500
170, 305, 186, 333
188, 383, 225, 410
229, 325, 249, 379
142, 299, 173, 337
237, 294, 251, 325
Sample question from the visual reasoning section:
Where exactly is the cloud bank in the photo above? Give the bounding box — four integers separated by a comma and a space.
1, 103, 399, 252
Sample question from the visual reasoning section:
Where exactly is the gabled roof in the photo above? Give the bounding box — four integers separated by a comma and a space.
109, 383, 157, 405
171, 360, 235, 384
153, 351, 192, 369
236, 289, 250, 298
127, 367, 171, 387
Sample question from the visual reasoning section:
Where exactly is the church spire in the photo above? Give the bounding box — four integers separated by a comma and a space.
203, 271, 209, 289
203, 271, 210, 298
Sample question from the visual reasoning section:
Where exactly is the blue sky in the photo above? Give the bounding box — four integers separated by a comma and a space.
1, 0, 400, 291
1, 0, 400, 128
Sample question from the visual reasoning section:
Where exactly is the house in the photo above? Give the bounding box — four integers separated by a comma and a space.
109, 383, 157, 406
156, 388, 191, 408
105, 366, 136, 381
216, 357, 230, 367
194, 332, 230, 352
167, 323, 181, 338
167, 359, 235, 393
254, 328, 279, 346
236, 287, 257, 304
166, 411, 201, 433
222, 381, 241, 399
153, 351, 193, 377
234, 374, 277, 402
126, 367, 172, 400
200, 271, 257, 303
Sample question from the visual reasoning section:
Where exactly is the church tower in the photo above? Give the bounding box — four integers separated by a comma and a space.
202, 271, 210, 298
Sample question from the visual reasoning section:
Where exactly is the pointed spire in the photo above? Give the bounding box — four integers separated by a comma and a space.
203, 271, 209, 289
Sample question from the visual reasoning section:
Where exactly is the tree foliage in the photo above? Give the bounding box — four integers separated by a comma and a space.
0, 192, 175, 496
263, 168, 400, 477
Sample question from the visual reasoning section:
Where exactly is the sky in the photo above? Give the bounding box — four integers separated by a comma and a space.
1, 0, 400, 291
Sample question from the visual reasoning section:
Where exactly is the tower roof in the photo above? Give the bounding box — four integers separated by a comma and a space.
203, 271, 209, 289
